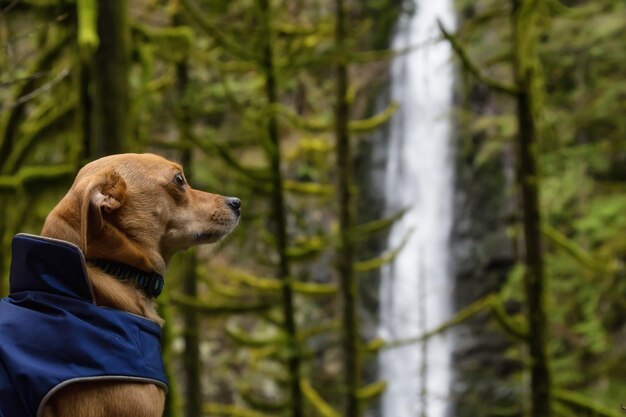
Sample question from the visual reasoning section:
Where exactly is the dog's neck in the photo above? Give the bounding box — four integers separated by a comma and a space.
89, 259, 164, 298
86, 266, 164, 325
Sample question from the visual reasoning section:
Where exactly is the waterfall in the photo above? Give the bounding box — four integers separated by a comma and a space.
378, 1, 456, 417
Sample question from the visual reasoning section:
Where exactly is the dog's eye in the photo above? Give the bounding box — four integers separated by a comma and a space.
173, 173, 186, 188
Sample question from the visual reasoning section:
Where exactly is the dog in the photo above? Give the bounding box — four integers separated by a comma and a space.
0, 153, 240, 417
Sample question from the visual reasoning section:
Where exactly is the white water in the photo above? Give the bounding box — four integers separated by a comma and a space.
378, 1, 456, 417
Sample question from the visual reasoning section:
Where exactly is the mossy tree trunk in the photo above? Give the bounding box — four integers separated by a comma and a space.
511, 0, 552, 416
334, 1, 361, 416
161, 292, 183, 417
180, 120, 201, 417
440, 3, 553, 413
76, 0, 97, 159
173, 9, 199, 415
258, 1, 303, 416
91, 0, 130, 156
79, 60, 93, 160
181, 245, 200, 417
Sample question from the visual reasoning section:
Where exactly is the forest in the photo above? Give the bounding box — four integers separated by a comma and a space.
0, 0, 624, 416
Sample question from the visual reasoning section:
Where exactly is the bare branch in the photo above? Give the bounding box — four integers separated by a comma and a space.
0, 67, 70, 112
0, 72, 49, 88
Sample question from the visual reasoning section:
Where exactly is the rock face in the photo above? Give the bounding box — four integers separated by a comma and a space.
357, 58, 522, 417
448, 82, 523, 416
355, 3, 524, 415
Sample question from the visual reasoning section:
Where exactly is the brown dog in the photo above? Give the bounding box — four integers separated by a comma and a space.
35, 153, 240, 417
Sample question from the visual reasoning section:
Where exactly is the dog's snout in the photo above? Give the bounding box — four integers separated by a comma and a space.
226, 197, 241, 213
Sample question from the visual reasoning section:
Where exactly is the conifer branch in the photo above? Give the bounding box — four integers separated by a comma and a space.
554, 389, 621, 417
286, 235, 328, 260
170, 293, 272, 315
241, 390, 288, 413
276, 102, 398, 134
182, 125, 273, 182
541, 223, 616, 274
490, 296, 529, 341
1, 30, 71, 171
297, 320, 339, 342
292, 282, 337, 296
4, 99, 76, 173
1, 67, 70, 112
201, 275, 253, 299
283, 179, 334, 195
180, 0, 252, 60
225, 323, 286, 348
212, 266, 282, 292
203, 403, 273, 417
437, 20, 518, 95
0, 72, 49, 87
354, 229, 412, 272
361, 338, 385, 354
356, 381, 387, 401
132, 22, 194, 62
545, 0, 598, 18
384, 293, 528, 349
349, 102, 398, 133
300, 378, 341, 417
351, 208, 408, 242
213, 265, 337, 296
0, 165, 75, 193
384, 294, 494, 349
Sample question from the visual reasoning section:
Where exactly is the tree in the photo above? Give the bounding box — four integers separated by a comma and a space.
90, 0, 131, 156
333, 0, 361, 416
440, 0, 626, 414
510, 1, 552, 415
440, 1, 553, 411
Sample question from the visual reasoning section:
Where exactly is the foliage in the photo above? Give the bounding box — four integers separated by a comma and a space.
1, 0, 623, 415
449, 0, 626, 411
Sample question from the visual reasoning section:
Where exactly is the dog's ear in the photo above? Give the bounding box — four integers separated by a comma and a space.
80, 170, 126, 253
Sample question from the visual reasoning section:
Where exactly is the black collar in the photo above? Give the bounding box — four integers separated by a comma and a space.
88, 259, 164, 298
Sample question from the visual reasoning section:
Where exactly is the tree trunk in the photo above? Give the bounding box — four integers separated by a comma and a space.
91, 0, 130, 156
511, 1, 552, 416
161, 293, 183, 417
79, 59, 93, 160
0, 203, 6, 296
334, 1, 361, 416
173, 13, 202, 413
257, 1, 303, 416
181, 147, 201, 417
181, 246, 200, 417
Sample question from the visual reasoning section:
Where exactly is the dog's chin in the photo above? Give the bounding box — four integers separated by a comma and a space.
192, 227, 234, 243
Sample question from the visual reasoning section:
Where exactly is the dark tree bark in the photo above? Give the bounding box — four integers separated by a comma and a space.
91, 0, 130, 156
79, 60, 93, 160
257, 1, 303, 416
334, 1, 361, 416
173, 9, 201, 412
181, 246, 200, 417
511, 1, 552, 416
180, 113, 201, 417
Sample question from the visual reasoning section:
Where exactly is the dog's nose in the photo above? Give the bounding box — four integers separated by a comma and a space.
226, 197, 241, 213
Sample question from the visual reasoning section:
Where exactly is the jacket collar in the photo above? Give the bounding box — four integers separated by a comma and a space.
9, 234, 95, 303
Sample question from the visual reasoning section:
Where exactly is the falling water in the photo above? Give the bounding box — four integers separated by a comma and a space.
378, 1, 456, 417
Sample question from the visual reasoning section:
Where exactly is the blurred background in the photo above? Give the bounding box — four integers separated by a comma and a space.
0, 0, 624, 416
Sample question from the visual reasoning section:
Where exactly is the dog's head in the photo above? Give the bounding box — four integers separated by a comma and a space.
41, 153, 240, 273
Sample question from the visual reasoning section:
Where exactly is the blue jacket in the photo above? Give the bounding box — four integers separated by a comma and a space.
0, 234, 168, 417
